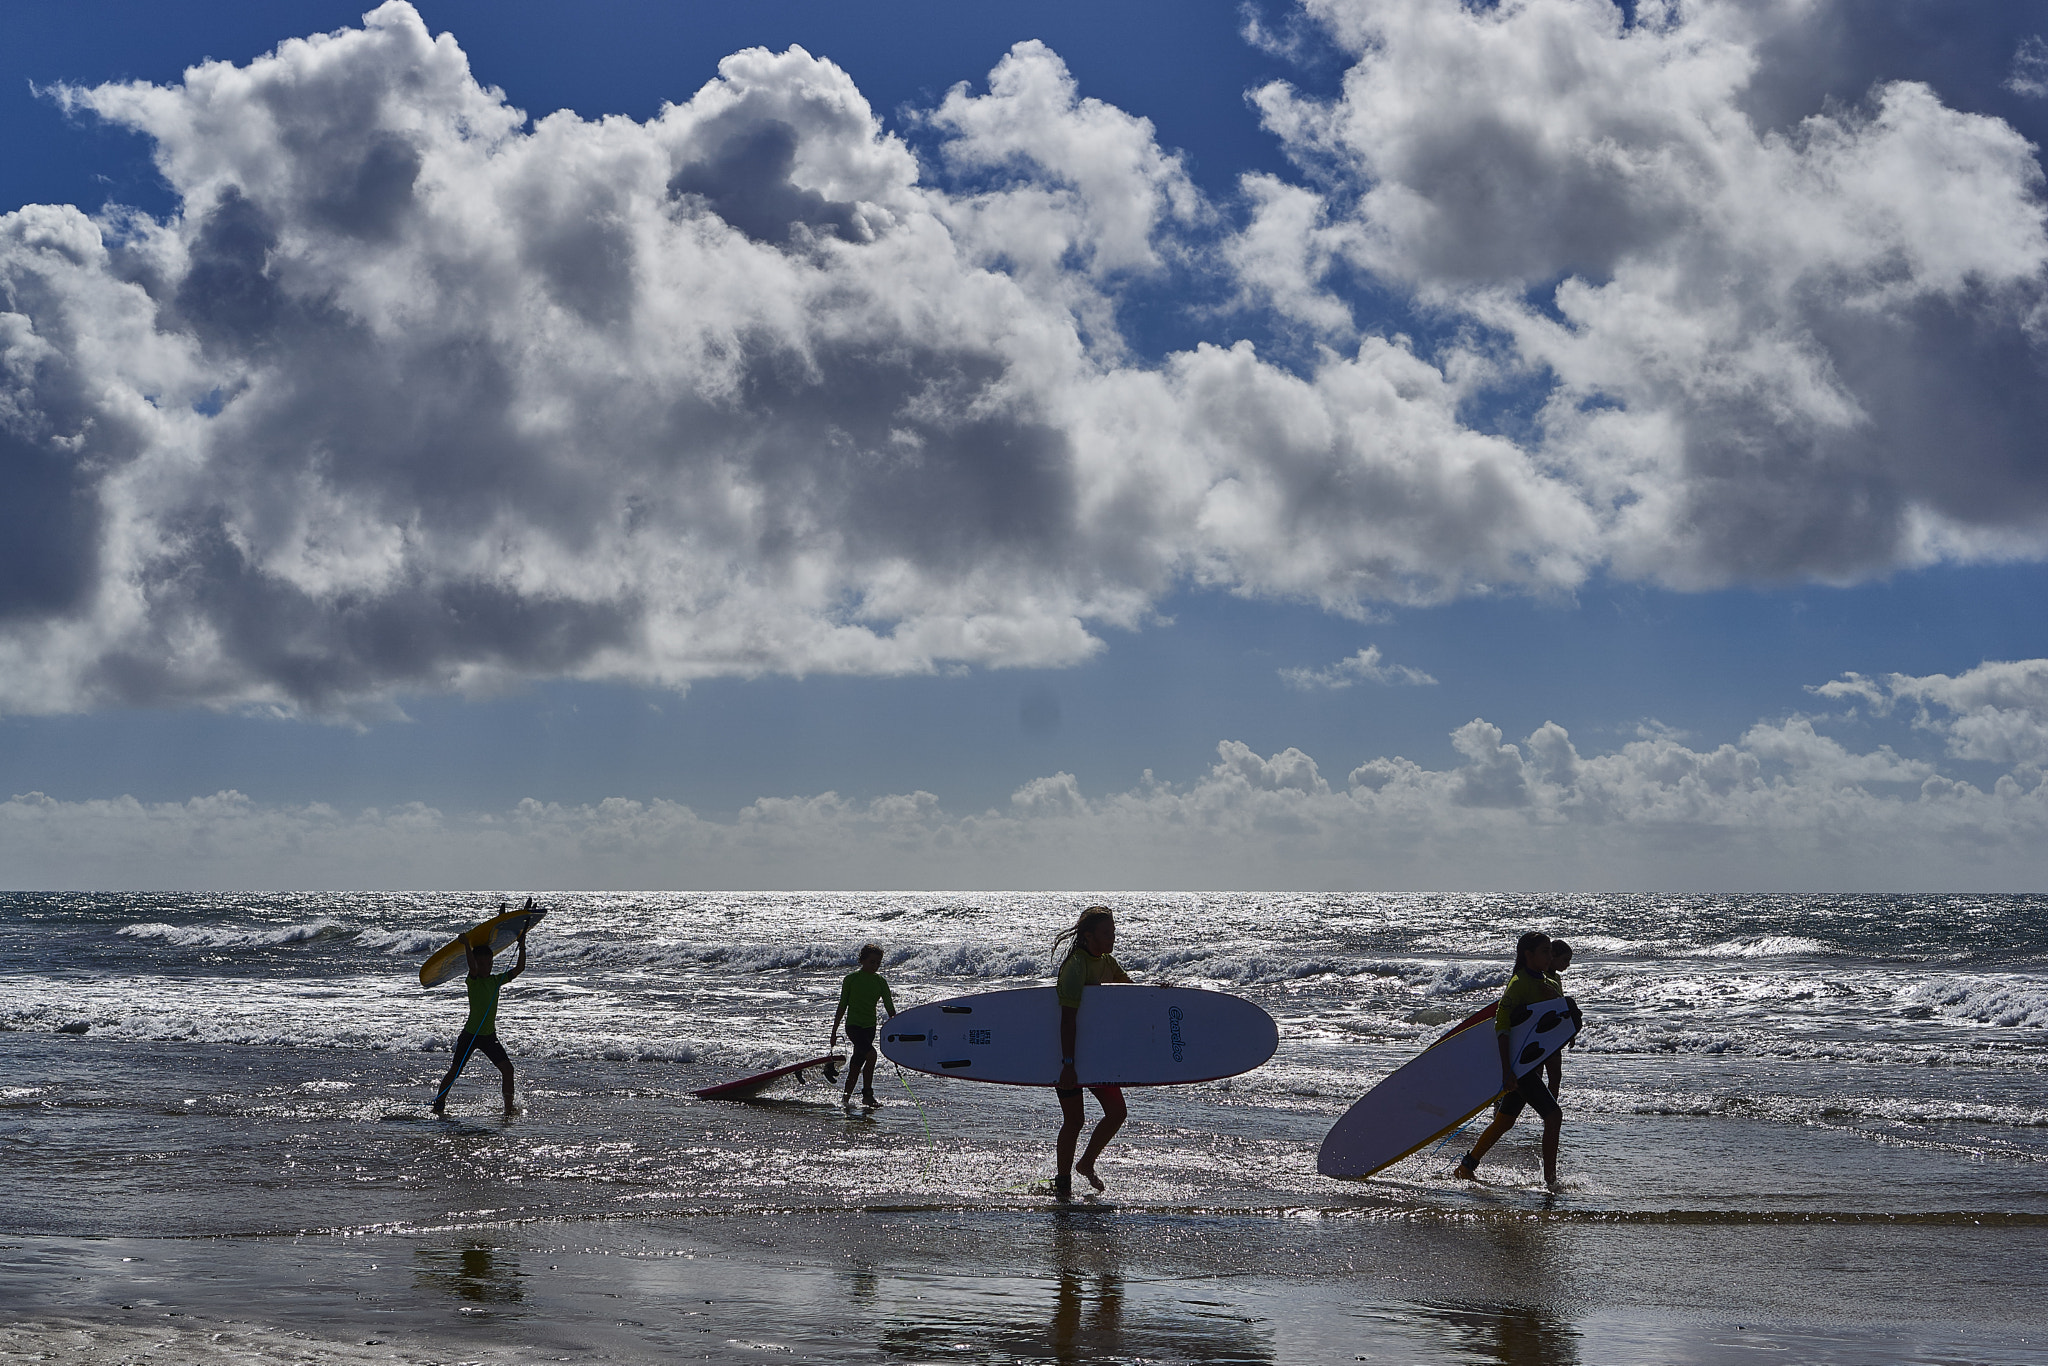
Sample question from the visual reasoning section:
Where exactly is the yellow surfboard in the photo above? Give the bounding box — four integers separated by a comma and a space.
418, 900, 547, 988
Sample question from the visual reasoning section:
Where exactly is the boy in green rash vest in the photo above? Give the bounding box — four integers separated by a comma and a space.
430, 926, 529, 1116
830, 944, 896, 1106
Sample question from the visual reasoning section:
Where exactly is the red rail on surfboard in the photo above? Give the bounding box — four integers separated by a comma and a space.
693, 1055, 844, 1100
1434, 1001, 1498, 1044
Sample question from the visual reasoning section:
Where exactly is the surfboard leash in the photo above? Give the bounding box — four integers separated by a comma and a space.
1429, 1115, 1479, 1159
430, 1031, 480, 1114
893, 1064, 939, 1186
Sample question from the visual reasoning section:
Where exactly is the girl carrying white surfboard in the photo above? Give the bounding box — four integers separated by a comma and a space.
1454, 930, 1571, 1187
1052, 906, 1132, 1198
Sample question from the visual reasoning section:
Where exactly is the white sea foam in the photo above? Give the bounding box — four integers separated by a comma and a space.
547, 935, 1493, 990
1687, 936, 1835, 959
1569, 1083, 2048, 1130
117, 920, 352, 949
1905, 977, 2048, 1028
1140, 949, 1357, 984
895, 943, 1044, 979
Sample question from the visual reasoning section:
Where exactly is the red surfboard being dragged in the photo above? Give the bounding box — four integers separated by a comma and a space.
693, 1054, 845, 1101
1317, 998, 1580, 1179
879, 985, 1277, 1087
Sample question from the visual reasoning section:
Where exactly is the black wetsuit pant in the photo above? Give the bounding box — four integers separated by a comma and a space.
434, 1031, 511, 1108
1495, 1070, 1562, 1125
845, 1024, 877, 1077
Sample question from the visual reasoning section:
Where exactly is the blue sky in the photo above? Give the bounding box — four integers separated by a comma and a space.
3, 0, 2047, 889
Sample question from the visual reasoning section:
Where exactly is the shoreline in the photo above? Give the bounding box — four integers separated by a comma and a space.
5, 1211, 2042, 1365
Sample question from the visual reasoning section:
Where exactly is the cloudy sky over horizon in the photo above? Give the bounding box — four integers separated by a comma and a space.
4, 0, 2048, 890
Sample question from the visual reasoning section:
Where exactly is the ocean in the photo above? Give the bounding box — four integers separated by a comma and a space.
2, 890, 2043, 1364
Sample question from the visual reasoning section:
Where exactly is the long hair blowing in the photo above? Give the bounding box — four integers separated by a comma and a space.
1051, 905, 1115, 965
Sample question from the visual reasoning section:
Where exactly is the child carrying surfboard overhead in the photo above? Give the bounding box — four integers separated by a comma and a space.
830, 943, 897, 1106
429, 902, 532, 1116
1052, 905, 1134, 1198
1454, 931, 1570, 1187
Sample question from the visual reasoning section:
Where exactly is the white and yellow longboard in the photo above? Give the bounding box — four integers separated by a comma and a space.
1317, 998, 1579, 1179
417, 901, 547, 988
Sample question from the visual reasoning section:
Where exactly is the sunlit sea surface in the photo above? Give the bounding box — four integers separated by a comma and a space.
3, 891, 2044, 1364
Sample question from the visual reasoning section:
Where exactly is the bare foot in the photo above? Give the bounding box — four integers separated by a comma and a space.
861, 1091, 880, 1107
1052, 1178, 1073, 1200
1453, 1155, 1478, 1180
1074, 1161, 1106, 1192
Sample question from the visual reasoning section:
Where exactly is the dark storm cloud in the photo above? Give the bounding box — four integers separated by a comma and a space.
0, 424, 101, 621
669, 119, 870, 247
1254, 0, 2048, 586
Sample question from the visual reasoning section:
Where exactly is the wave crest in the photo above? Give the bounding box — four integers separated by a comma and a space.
116, 920, 351, 949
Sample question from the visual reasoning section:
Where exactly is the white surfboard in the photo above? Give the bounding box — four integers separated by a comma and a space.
1317, 996, 1580, 1179
880, 985, 1277, 1087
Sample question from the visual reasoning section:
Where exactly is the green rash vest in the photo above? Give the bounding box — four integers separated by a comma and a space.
1494, 969, 1562, 1035
462, 971, 514, 1037
1056, 948, 1130, 1009
837, 970, 896, 1027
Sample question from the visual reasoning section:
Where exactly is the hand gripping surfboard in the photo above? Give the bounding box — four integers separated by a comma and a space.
1317, 996, 1581, 1179
879, 985, 1277, 1087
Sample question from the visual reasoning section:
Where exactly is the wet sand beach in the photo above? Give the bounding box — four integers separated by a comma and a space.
4, 1210, 2042, 1364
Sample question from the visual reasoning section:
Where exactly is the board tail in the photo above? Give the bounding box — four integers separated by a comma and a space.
1317, 1093, 1500, 1180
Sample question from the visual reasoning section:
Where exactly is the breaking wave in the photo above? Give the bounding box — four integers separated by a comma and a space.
117, 920, 353, 949
1686, 936, 1835, 959
1905, 977, 2048, 1029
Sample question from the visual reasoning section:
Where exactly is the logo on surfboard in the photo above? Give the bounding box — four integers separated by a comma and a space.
1168, 1005, 1186, 1062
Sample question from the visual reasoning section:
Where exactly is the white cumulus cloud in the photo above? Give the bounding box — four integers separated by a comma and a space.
8, 659, 2047, 891
1279, 644, 1436, 689
1, 1, 2045, 722
1248, 0, 2048, 585
0, 3, 1598, 719
2009, 35, 2048, 98
1814, 659, 2048, 767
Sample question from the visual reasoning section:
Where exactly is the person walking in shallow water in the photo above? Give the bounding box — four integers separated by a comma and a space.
430, 918, 528, 1116
830, 943, 896, 1106
1455, 930, 1567, 1187
1052, 905, 1134, 1198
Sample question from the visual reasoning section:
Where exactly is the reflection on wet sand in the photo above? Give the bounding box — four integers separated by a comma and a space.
1403, 1215, 1579, 1365
845, 1262, 881, 1309
864, 1212, 1274, 1363
412, 1241, 524, 1313
1048, 1214, 1126, 1364
1411, 1301, 1580, 1365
